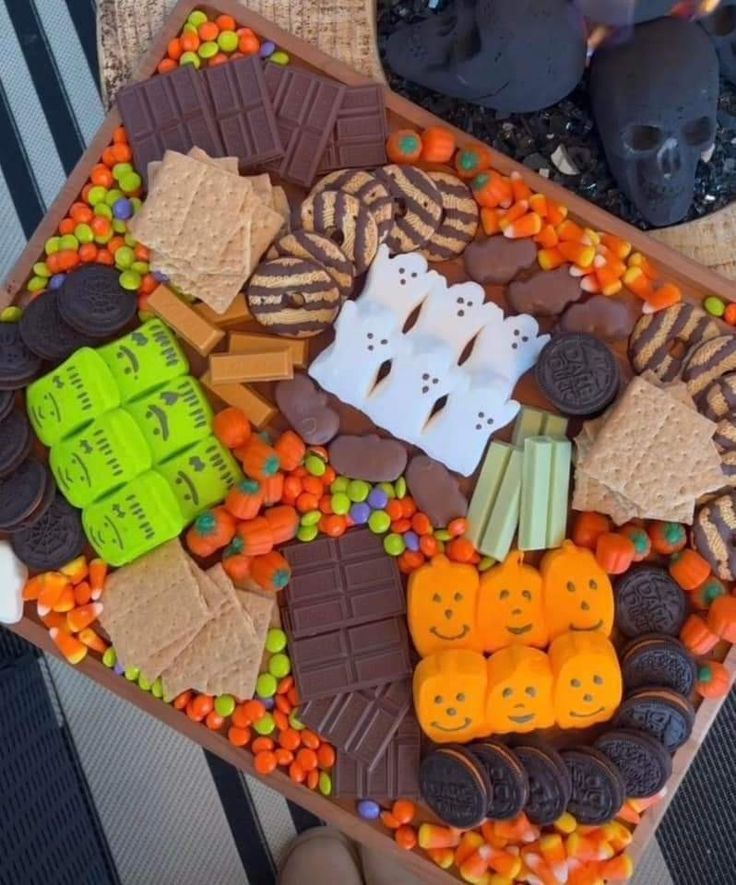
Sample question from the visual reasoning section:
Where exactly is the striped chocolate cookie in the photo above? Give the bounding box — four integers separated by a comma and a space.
309, 169, 395, 244
628, 302, 720, 382
420, 171, 479, 262
299, 190, 378, 275
720, 451, 736, 486
274, 231, 354, 300
701, 373, 736, 421
246, 257, 341, 339
375, 164, 442, 254
683, 333, 736, 398
693, 490, 736, 580
714, 415, 736, 453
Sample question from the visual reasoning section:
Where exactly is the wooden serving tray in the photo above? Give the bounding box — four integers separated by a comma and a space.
3, 1, 736, 880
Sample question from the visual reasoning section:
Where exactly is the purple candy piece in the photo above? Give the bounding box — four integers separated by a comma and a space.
113, 662, 125, 676
49, 273, 66, 289
404, 531, 420, 552
113, 197, 133, 220
260, 696, 275, 710
357, 799, 381, 820
259, 40, 276, 58
349, 502, 371, 525
152, 270, 169, 283
367, 488, 388, 510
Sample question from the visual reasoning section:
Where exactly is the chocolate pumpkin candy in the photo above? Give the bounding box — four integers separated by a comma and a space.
478, 550, 548, 652
485, 646, 555, 735
541, 540, 614, 641
413, 649, 488, 744
549, 631, 622, 729
407, 555, 484, 657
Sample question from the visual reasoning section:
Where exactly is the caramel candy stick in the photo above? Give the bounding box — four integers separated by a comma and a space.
193, 292, 252, 327
147, 285, 225, 356
209, 351, 293, 385
200, 371, 276, 429
229, 332, 308, 369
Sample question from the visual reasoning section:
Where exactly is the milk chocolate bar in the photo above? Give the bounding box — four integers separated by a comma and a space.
318, 84, 388, 173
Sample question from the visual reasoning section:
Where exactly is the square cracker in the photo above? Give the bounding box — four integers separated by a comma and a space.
148, 148, 239, 189
246, 193, 283, 270
98, 540, 211, 681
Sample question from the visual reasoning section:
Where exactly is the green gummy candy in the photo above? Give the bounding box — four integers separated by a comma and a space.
156, 435, 241, 524
50, 408, 152, 508
27, 348, 120, 447
83, 470, 184, 566
124, 376, 213, 464
97, 319, 188, 403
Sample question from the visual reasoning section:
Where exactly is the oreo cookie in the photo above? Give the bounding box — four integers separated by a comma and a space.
621, 634, 696, 697
0, 459, 54, 532
535, 333, 620, 417
468, 741, 528, 821
10, 493, 84, 571
561, 746, 625, 825
19, 291, 95, 363
0, 410, 33, 478
0, 390, 13, 422
57, 266, 137, 338
419, 745, 491, 828
516, 744, 572, 826
0, 321, 42, 390
595, 729, 672, 799
613, 687, 695, 753
614, 566, 687, 638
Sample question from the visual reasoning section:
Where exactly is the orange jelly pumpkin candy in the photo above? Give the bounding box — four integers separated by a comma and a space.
548, 631, 622, 729
407, 555, 483, 657
478, 550, 548, 652
541, 540, 614, 641
413, 649, 488, 743
485, 646, 555, 734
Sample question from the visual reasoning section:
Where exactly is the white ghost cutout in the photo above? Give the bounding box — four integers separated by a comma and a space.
409, 279, 504, 358
356, 243, 441, 327
464, 312, 550, 389
309, 300, 405, 409
422, 372, 521, 476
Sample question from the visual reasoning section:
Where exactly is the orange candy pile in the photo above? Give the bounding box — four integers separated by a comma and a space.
157, 11, 263, 73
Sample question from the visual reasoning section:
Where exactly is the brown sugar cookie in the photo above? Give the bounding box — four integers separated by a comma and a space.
309, 169, 394, 244
701, 373, 736, 421
683, 334, 736, 399
419, 172, 478, 262
693, 490, 736, 580
299, 190, 378, 275
246, 257, 341, 338
375, 164, 442, 254
274, 230, 354, 300
628, 302, 720, 382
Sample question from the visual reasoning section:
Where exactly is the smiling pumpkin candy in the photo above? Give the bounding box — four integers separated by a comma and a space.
485, 645, 555, 734
414, 649, 488, 743
549, 631, 622, 729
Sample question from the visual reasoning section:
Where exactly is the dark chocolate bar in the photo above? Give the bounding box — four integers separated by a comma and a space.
299, 679, 411, 770
279, 529, 405, 639
318, 84, 388, 173
333, 713, 421, 800
203, 56, 283, 169
262, 63, 346, 187
117, 66, 224, 183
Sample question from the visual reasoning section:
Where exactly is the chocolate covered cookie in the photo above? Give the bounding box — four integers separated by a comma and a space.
614, 566, 687, 638
684, 333, 736, 399
560, 294, 637, 342
561, 746, 625, 825
464, 237, 537, 285
19, 290, 96, 363
468, 741, 528, 821
420, 745, 492, 828
0, 322, 41, 390
274, 230, 354, 299
535, 333, 620, 417
629, 302, 719, 382
328, 434, 407, 482
0, 410, 33, 478
310, 169, 394, 243
507, 267, 582, 317
275, 374, 340, 445
247, 257, 341, 338
405, 455, 468, 528
621, 634, 696, 697
420, 172, 478, 262
614, 687, 695, 753
693, 490, 736, 581
594, 729, 672, 799
700, 372, 736, 421
299, 190, 378, 274
375, 164, 442, 254
57, 265, 137, 338
516, 744, 572, 826
10, 492, 84, 571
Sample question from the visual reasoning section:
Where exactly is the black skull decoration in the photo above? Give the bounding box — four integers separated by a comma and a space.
701, 0, 736, 85
385, 0, 587, 112
590, 18, 719, 227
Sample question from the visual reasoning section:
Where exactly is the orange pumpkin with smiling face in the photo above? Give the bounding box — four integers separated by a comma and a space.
478, 550, 548, 652
549, 631, 622, 729
407, 555, 484, 657
413, 649, 488, 743
485, 646, 555, 734
541, 540, 614, 641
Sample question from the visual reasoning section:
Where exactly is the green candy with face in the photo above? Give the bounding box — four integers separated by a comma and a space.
26, 348, 120, 447
50, 409, 153, 508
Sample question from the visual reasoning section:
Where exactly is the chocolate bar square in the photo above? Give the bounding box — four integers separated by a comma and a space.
318, 84, 388, 173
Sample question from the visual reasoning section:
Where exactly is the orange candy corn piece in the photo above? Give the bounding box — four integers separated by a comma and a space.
50, 627, 88, 664
67, 602, 103, 633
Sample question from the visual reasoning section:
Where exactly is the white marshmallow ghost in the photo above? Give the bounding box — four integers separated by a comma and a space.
366, 335, 462, 444
422, 373, 521, 475
357, 243, 441, 328
309, 300, 405, 409
464, 312, 550, 391
409, 280, 503, 358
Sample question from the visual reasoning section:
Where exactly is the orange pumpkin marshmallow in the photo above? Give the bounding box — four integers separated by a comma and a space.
541, 540, 614, 640
549, 631, 622, 729
407, 555, 483, 656
485, 646, 555, 734
478, 550, 548, 652
413, 650, 488, 743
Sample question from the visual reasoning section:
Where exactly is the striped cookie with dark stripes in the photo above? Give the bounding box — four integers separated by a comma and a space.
375, 164, 442, 254
720, 450, 736, 486
684, 334, 736, 399
246, 257, 341, 339
274, 231, 354, 300
420, 172, 479, 262
299, 191, 378, 275
693, 490, 736, 580
701, 373, 736, 421
714, 415, 736, 453
628, 302, 720, 382
310, 170, 395, 244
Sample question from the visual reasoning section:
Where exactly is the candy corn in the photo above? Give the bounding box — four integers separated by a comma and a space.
50, 627, 88, 664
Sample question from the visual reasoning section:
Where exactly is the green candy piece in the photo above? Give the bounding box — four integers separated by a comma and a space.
119, 270, 141, 291
318, 772, 332, 796
218, 30, 238, 52
331, 492, 351, 515
179, 51, 201, 69
115, 246, 135, 269
124, 666, 140, 681
111, 219, 127, 233
0, 306, 22, 322
50, 408, 152, 508
138, 674, 152, 691
300, 510, 321, 527
297, 524, 319, 542
33, 262, 50, 278
87, 186, 107, 206
330, 477, 349, 493
266, 628, 287, 653
83, 470, 184, 566
478, 556, 496, 572
187, 9, 208, 25
383, 533, 405, 556
27, 348, 121, 447
182, 21, 198, 34
215, 694, 236, 718
124, 376, 212, 464
59, 234, 79, 251
198, 40, 218, 58
253, 712, 276, 735
45, 236, 61, 255
27, 277, 47, 293
304, 453, 326, 476
377, 481, 395, 499
434, 529, 452, 542
256, 673, 277, 698
151, 678, 164, 699
268, 653, 291, 678
75, 223, 94, 244
102, 647, 117, 668
120, 171, 142, 193
97, 319, 188, 403
131, 261, 149, 275
394, 477, 407, 498
368, 510, 390, 534
347, 480, 370, 502
270, 50, 290, 65
96, 204, 114, 221
704, 295, 726, 318
157, 435, 241, 523
288, 710, 305, 730
105, 187, 125, 204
